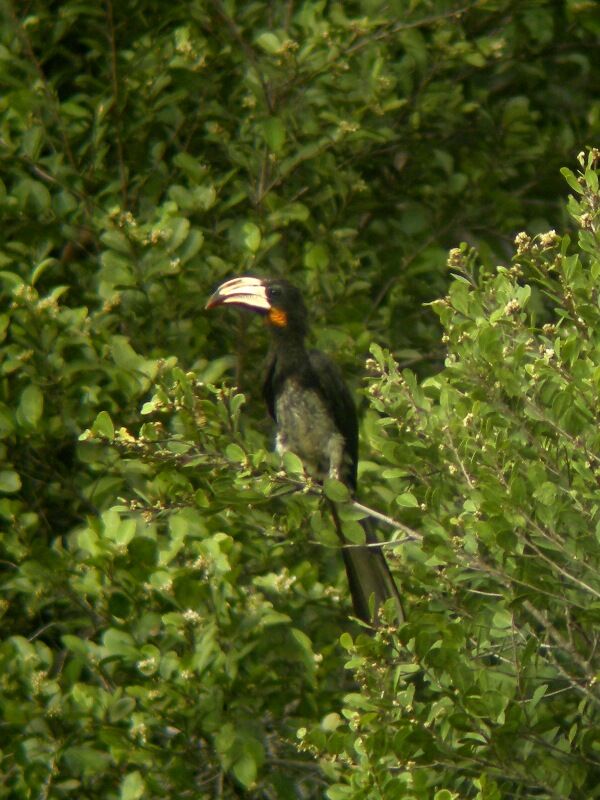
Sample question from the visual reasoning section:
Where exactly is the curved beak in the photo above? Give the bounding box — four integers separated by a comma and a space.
205, 276, 271, 313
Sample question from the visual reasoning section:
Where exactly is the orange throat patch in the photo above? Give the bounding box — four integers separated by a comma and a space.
268, 307, 288, 327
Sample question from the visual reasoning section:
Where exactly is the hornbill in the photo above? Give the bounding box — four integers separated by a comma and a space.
206, 276, 404, 625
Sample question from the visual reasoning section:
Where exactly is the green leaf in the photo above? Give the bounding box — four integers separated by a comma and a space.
109, 696, 136, 723
0, 270, 25, 288
282, 450, 305, 476
560, 167, 583, 194
61, 635, 92, 657
17, 384, 44, 428
22, 125, 44, 159
492, 610, 513, 629
166, 217, 190, 251
30, 258, 58, 286
105, 516, 136, 546
304, 242, 329, 270
111, 336, 158, 380
533, 481, 556, 506
178, 228, 204, 261
62, 746, 111, 776
242, 222, 261, 252
0, 469, 21, 493
530, 683, 548, 711
321, 712, 342, 731
192, 185, 216, 211
261, 118, 286, 154
120, 771, 145, 800
290, 627, 316, 673
225, 443, 247, 463
326, 785, 353, 800
255, 32, 281, 54
232, 754, 257, 789
395, 491, 419, 507
323, 478, 350, 503
261, 611, 292, 626
92, 411, 115, 440
0, 403, 13, 438
341, 521, 366, 544
103, 629, 138, 659
173, 151, 207, 182
101, 229, 132, 255
585, 167, 598, 193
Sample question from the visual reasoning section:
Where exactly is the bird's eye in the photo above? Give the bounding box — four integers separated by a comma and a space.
269, 286, 281, 299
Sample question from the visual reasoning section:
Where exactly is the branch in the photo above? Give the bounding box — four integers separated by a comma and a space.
350, 499, 423, 544
105, 0, 128, 205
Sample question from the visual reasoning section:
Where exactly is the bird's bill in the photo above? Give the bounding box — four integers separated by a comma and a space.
205, 276, 271, 312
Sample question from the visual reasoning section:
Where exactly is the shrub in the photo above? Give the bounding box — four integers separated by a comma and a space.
309, 150, 600, 799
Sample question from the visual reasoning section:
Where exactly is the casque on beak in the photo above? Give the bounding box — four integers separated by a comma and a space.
205, 276, 272, 312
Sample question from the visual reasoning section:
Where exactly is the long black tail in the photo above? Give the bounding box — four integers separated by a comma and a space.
330, 503, 405, 625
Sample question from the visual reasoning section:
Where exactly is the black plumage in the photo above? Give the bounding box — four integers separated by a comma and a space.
206, 276, 404, 625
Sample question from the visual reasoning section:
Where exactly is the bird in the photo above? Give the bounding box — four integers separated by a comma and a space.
206, 275, 404, 626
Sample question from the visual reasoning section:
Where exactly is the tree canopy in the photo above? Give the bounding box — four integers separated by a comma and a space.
0, 1, 599, 798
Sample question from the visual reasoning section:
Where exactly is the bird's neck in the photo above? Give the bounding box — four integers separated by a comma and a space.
269, 329, 308, 370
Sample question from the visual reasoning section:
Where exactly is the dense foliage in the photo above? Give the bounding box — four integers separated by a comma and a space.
0, 0, 598, 797
327, 151, 600, 799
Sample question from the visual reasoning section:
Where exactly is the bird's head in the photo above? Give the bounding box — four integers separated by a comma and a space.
206, 276, 309, 338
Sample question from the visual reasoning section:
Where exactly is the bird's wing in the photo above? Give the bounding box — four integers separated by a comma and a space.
262, 351, 279, 422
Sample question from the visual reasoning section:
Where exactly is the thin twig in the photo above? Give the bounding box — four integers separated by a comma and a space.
351, 499, 423, 543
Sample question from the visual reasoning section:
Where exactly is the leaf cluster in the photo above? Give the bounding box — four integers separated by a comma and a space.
313, 150, 600, 799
